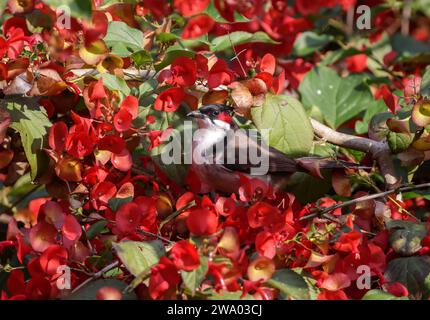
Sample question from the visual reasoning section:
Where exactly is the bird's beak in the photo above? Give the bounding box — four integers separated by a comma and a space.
187, 110, 205, 119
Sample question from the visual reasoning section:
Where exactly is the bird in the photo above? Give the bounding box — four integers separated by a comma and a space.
187, 104, 365, 194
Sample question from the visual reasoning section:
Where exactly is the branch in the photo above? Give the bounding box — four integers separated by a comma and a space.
299, 182, 430, 221
71, 261, 119, 294
401, 0, 412, 36
310, 119, 400, 190
69, 68, 157, 81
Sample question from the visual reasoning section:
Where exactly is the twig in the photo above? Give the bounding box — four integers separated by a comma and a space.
346, 6, 355, 36
138, 229, 175, 244
310, 118, 400, 190
299, 182, 430, 221
71, 261, 119, 294
69, 68, 156, 81
401, 0, 412, 36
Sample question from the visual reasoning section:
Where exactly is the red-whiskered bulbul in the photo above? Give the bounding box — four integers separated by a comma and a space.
187, 104, 364, 194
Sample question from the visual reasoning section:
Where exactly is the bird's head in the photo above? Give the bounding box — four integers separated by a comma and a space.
187, 104, 234, 131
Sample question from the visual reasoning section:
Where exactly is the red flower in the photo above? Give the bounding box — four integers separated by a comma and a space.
90, 181, 117, 210
333, 230, 362, 253
29, 221, 57, 252
62, 215, 82, 242
173, 0, 209, 17
154, 87, 186, 112
115, 202, 142, 234
98, 135, 126, 154
135, 196, 158, 231
247, 202, 280, 229
239, 177, 270, 202
120, 95, 139, 119
158, 57, 197, 87
170, 240, 200, 271
7, 270, 25, 297
146, 128, 173, 150
111, 148, 132, 172
385, 282, 409, 297
25, 277, 51, 300
208, 60, 235, 89
39, 244, 68, 276
114, 108, 133, 132
65, 132, 93, 158
259, 54, 276, 75
0, 26, 25, 59
283, 58, 313, 89
346, 53, 368, 73
149, 257, 180, 300
317, 289, 349, 300
182, 15, 215, 39
48, 122, 68, 153
186, 208, 218, 236
255, 231, 276, 259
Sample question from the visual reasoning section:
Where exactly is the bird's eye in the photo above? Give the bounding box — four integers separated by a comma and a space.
212, 110, 219, 116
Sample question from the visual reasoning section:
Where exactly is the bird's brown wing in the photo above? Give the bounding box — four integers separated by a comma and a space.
215, 130, 366, 176
216, 129, 298, 174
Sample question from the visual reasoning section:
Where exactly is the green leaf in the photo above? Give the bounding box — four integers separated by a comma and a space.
155, 48, 195, 71
251, 94, 314, 157
99, 73, 131, 95
299, 66, 376, 128
3, 98, 51, 181
362, 289, 407, 300
66, 279, 136, 300
387, 132, 413, 154
384, 256, 430, 299
156, 32, 179, 43
131, 50, 153, 68
322, 48, 367, 66
108, 196, 133, 212
86, 220, 109, 240
210, 31, 278, 52
0, 1, 7, 16
113, 240, 165, 277
391, 34, 430, 62
204, 0, 250, 23
423, 273, 430, 300
138, 79, 158, 98
266, 269, 310, 300
42, 0, 92, 19
206, 290, 255, 300
354, 100, 387, 134
293, 32, 333, 57
387, 220, 428, 256
286, 172, 331, 204
104, 21, 144, 57
421, 65, 430, 97
181, 256, 208, 295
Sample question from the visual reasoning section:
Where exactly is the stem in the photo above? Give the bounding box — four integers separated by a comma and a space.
310, 119, 400, 190
401, 0, 412, 36
299, 182, 430, 221
138, 229, 175, 244
346, 6, 355, 36
71, 261, 119, 294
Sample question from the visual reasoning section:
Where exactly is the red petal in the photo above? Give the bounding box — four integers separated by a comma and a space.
114, 108, 133, 132
154, 87, 185, 112
49, 122, 68, 153
120, 95, 139, 119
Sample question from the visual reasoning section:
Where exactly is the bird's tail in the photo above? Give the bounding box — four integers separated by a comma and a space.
296, 157, 370, 179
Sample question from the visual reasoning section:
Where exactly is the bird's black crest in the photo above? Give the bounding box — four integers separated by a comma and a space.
198, 104, 234, 117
